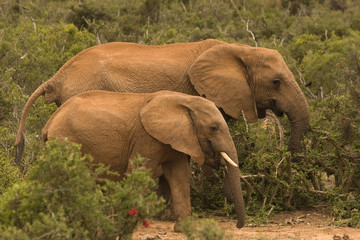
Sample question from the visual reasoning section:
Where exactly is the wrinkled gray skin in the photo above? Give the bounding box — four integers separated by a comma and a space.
15, 39, 310, 227
41, 90, 246, 230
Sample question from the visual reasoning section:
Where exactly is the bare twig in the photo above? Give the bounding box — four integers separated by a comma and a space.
241, 110, 249, 133
241, 174, 265, 179
266, 112, 284, 147
318, 86, 324, 99
180, 2, 187, 12
83, 17, 101, 45
241, 177, 252, 203
230, 0, 240, 15
31, 17, 36, 32
247, 177, 264, 199
310, 128, 329, 135
268, 182, 280, 206
245, 19, 258, 47
275, 157, 286, 176
96, 34, 101, 45
293, 64, 318, 99
294, 64, 306, 85
267, 205, 275, 216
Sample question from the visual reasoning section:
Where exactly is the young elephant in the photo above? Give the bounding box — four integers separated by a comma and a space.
41, 90, 245, 230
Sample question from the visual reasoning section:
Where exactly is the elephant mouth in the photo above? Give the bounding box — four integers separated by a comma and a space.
269, 100, 284, 117
202, 140, 231, 169
257, 107, 267, 118
200, 140, 218, 168
273, 109, 284, 117
257, 106, 284, 118
215, 152, 227, 167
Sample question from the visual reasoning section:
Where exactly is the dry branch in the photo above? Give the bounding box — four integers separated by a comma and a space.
245, 19, 258, 47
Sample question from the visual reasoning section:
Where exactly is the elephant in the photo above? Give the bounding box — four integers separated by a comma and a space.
15, 39, 310, 158
41, 90, 246, 231
14, 39, 310, 222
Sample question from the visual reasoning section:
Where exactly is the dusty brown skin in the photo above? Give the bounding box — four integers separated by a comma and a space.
41, 90, 246, 231
15, 39, 310, 156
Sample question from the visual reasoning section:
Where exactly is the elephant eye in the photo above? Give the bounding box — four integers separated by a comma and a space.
273, 80, 281, 86
210, 125, 218, 132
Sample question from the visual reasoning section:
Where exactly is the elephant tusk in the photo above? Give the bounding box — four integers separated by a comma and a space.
220, 152, 238, 167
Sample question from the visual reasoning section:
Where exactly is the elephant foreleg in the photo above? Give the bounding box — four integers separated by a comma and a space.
162, 156, 191, 232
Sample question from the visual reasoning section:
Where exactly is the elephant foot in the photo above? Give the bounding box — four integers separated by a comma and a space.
163, 206, 177, 220
173, 220, 182, 232
236, 220, 245, 228
155, 205, 177, 221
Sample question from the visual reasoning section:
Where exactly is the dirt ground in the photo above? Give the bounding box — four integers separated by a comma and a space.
133, 210, 360, 240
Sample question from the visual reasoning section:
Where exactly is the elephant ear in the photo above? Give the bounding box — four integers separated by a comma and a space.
140, 94, 205, 165
188, 44, 258, 122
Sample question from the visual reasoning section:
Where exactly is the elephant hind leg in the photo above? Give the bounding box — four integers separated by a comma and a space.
157, 175, 171, 203
156, 175, 176, 220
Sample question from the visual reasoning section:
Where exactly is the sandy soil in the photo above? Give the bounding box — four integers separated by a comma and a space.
133, 210, 360, 240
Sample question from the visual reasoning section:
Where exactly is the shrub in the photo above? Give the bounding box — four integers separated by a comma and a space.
0, 149, 21, 195
0, 140, 165, 240
298, 31, 360, 94
180, 217, 225, 240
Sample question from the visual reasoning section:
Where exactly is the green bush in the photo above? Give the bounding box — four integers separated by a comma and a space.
330, 190, 360, 227
180, 217, 225, 240
0, 140, 165, 240
297, 31, 360, 94
0, 149, 21, 195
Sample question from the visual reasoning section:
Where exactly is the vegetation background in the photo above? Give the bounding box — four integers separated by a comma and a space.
1, 0, 360, 237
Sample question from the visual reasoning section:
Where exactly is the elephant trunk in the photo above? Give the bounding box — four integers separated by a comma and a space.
286, 85, 310, 155
224, 149, 246, 228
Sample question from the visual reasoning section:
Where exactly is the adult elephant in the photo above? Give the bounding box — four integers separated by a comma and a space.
14, 39, 310, 156
41, 90, 246, 231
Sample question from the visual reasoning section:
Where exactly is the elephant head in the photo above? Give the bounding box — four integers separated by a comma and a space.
140, 93, 246, 228
188, 43, 310, 154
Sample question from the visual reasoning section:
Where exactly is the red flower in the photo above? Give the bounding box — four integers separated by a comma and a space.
343, 120, 348, 124
143, 220, 150, 227
127, 208, 138, 216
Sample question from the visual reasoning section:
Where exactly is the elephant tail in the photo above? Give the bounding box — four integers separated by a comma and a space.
14, 81, 49, 147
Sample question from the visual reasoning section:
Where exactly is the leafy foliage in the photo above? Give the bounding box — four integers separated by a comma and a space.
0, 140, 165, 239
179, 217, 225, 240
0, 149, 21, 195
